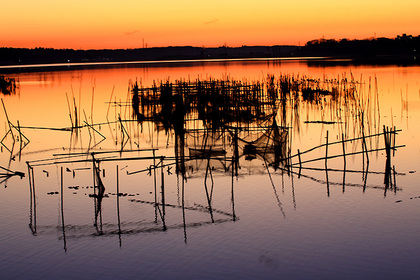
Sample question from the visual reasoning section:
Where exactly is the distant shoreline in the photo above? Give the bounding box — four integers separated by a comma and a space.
1, 35, 419, 73
0, 45, 297, 68
0, 56, 330, 73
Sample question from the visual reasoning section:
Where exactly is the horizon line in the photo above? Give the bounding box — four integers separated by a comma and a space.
1, 44, 299, 51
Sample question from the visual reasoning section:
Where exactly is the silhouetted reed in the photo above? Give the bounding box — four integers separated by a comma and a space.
0, 76, 19, 95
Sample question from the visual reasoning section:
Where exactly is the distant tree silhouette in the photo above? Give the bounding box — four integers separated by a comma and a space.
297, 34, 419, 63
0, 35, 418, 68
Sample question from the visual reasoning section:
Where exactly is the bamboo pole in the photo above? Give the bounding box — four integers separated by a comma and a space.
291, 144, 404, 166
116, 164, 122, 246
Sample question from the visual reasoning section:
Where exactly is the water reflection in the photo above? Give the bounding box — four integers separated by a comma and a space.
16, 73, 408, 252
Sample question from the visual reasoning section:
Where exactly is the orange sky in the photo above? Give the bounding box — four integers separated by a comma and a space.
2, 0, 420, 49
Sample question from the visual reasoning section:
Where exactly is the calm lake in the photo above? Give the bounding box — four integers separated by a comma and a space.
0, 59, 419, 279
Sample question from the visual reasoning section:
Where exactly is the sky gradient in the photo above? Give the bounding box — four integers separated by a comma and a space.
2, 0, 420, 49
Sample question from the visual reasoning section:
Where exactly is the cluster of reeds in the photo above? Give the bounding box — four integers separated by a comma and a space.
0, 76, 19, 95
128, 75, 383, 170
131, 78, 276, 131
268, 73, 381, 145
65, 92, 80, 129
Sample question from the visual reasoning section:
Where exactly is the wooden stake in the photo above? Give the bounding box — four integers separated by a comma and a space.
325, 131, 329, 169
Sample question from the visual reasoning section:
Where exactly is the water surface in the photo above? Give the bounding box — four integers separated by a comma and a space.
0, 60, 419, 279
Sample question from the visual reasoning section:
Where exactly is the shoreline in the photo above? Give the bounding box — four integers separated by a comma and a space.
0, 56, 329, 74
1, 56, 418, 74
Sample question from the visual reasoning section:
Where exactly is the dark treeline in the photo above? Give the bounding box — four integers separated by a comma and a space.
0, 45, 296, 66
1, 34, 418, 67
296, 34, 419, 63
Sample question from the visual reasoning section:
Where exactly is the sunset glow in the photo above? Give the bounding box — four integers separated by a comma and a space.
2, 0, 420, 49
